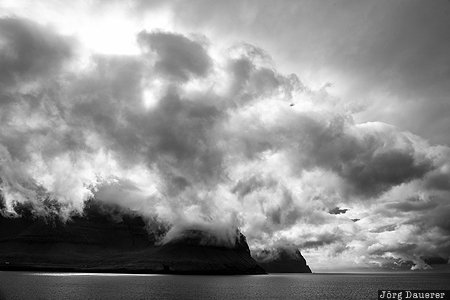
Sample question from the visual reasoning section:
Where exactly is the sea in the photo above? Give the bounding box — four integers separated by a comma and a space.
0, 272, 449, 300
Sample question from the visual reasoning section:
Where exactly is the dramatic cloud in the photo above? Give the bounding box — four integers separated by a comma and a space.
329, 207, 348, 215
0, 17, 73, 89
157, 0, 450, 146
138, 31, 212, 82
0, 0, 449, 272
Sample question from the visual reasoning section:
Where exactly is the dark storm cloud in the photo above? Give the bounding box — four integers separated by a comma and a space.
137, 31, 212, 82
229, 60, 289, 104
142, 89, 225, 188
425, 203, 450, 234
329, 207, 348, 215
370, 224, 397, 233
265, 189, 301, 227
225, 44, 302, 108
231, 175, 277, 198
69, 55, 145, 162
238, 112, 434, 197
322, 128, 427, 196
0, 17, 72, 89
0, 17, 81, 165
304, 120, 432, 197
424, 170, 450, 191
341, 149, 432, 197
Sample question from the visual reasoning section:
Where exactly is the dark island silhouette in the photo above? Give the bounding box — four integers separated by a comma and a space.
254, 247, 312, 273
0, 199, 311, 275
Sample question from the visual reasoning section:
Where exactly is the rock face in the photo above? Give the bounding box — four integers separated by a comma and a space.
153, 230, 265, 274
0, 202, 265, 275
254, 247, 312, 273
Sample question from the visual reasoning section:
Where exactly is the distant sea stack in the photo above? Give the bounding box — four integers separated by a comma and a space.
0, 200, 265, 275
254, 247, 312, 273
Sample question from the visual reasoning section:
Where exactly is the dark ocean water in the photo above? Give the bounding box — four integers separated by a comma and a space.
0, 272, 449, 300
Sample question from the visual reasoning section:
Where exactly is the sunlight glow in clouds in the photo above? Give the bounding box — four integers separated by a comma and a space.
76, 13, 139, 55
1, 0, 175, 55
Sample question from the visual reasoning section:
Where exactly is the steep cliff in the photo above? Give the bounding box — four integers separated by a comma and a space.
0, 202, 265, 275
254, 247, 312, 273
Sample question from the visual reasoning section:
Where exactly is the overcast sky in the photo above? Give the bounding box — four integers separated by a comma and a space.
1, 0, 450, 271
